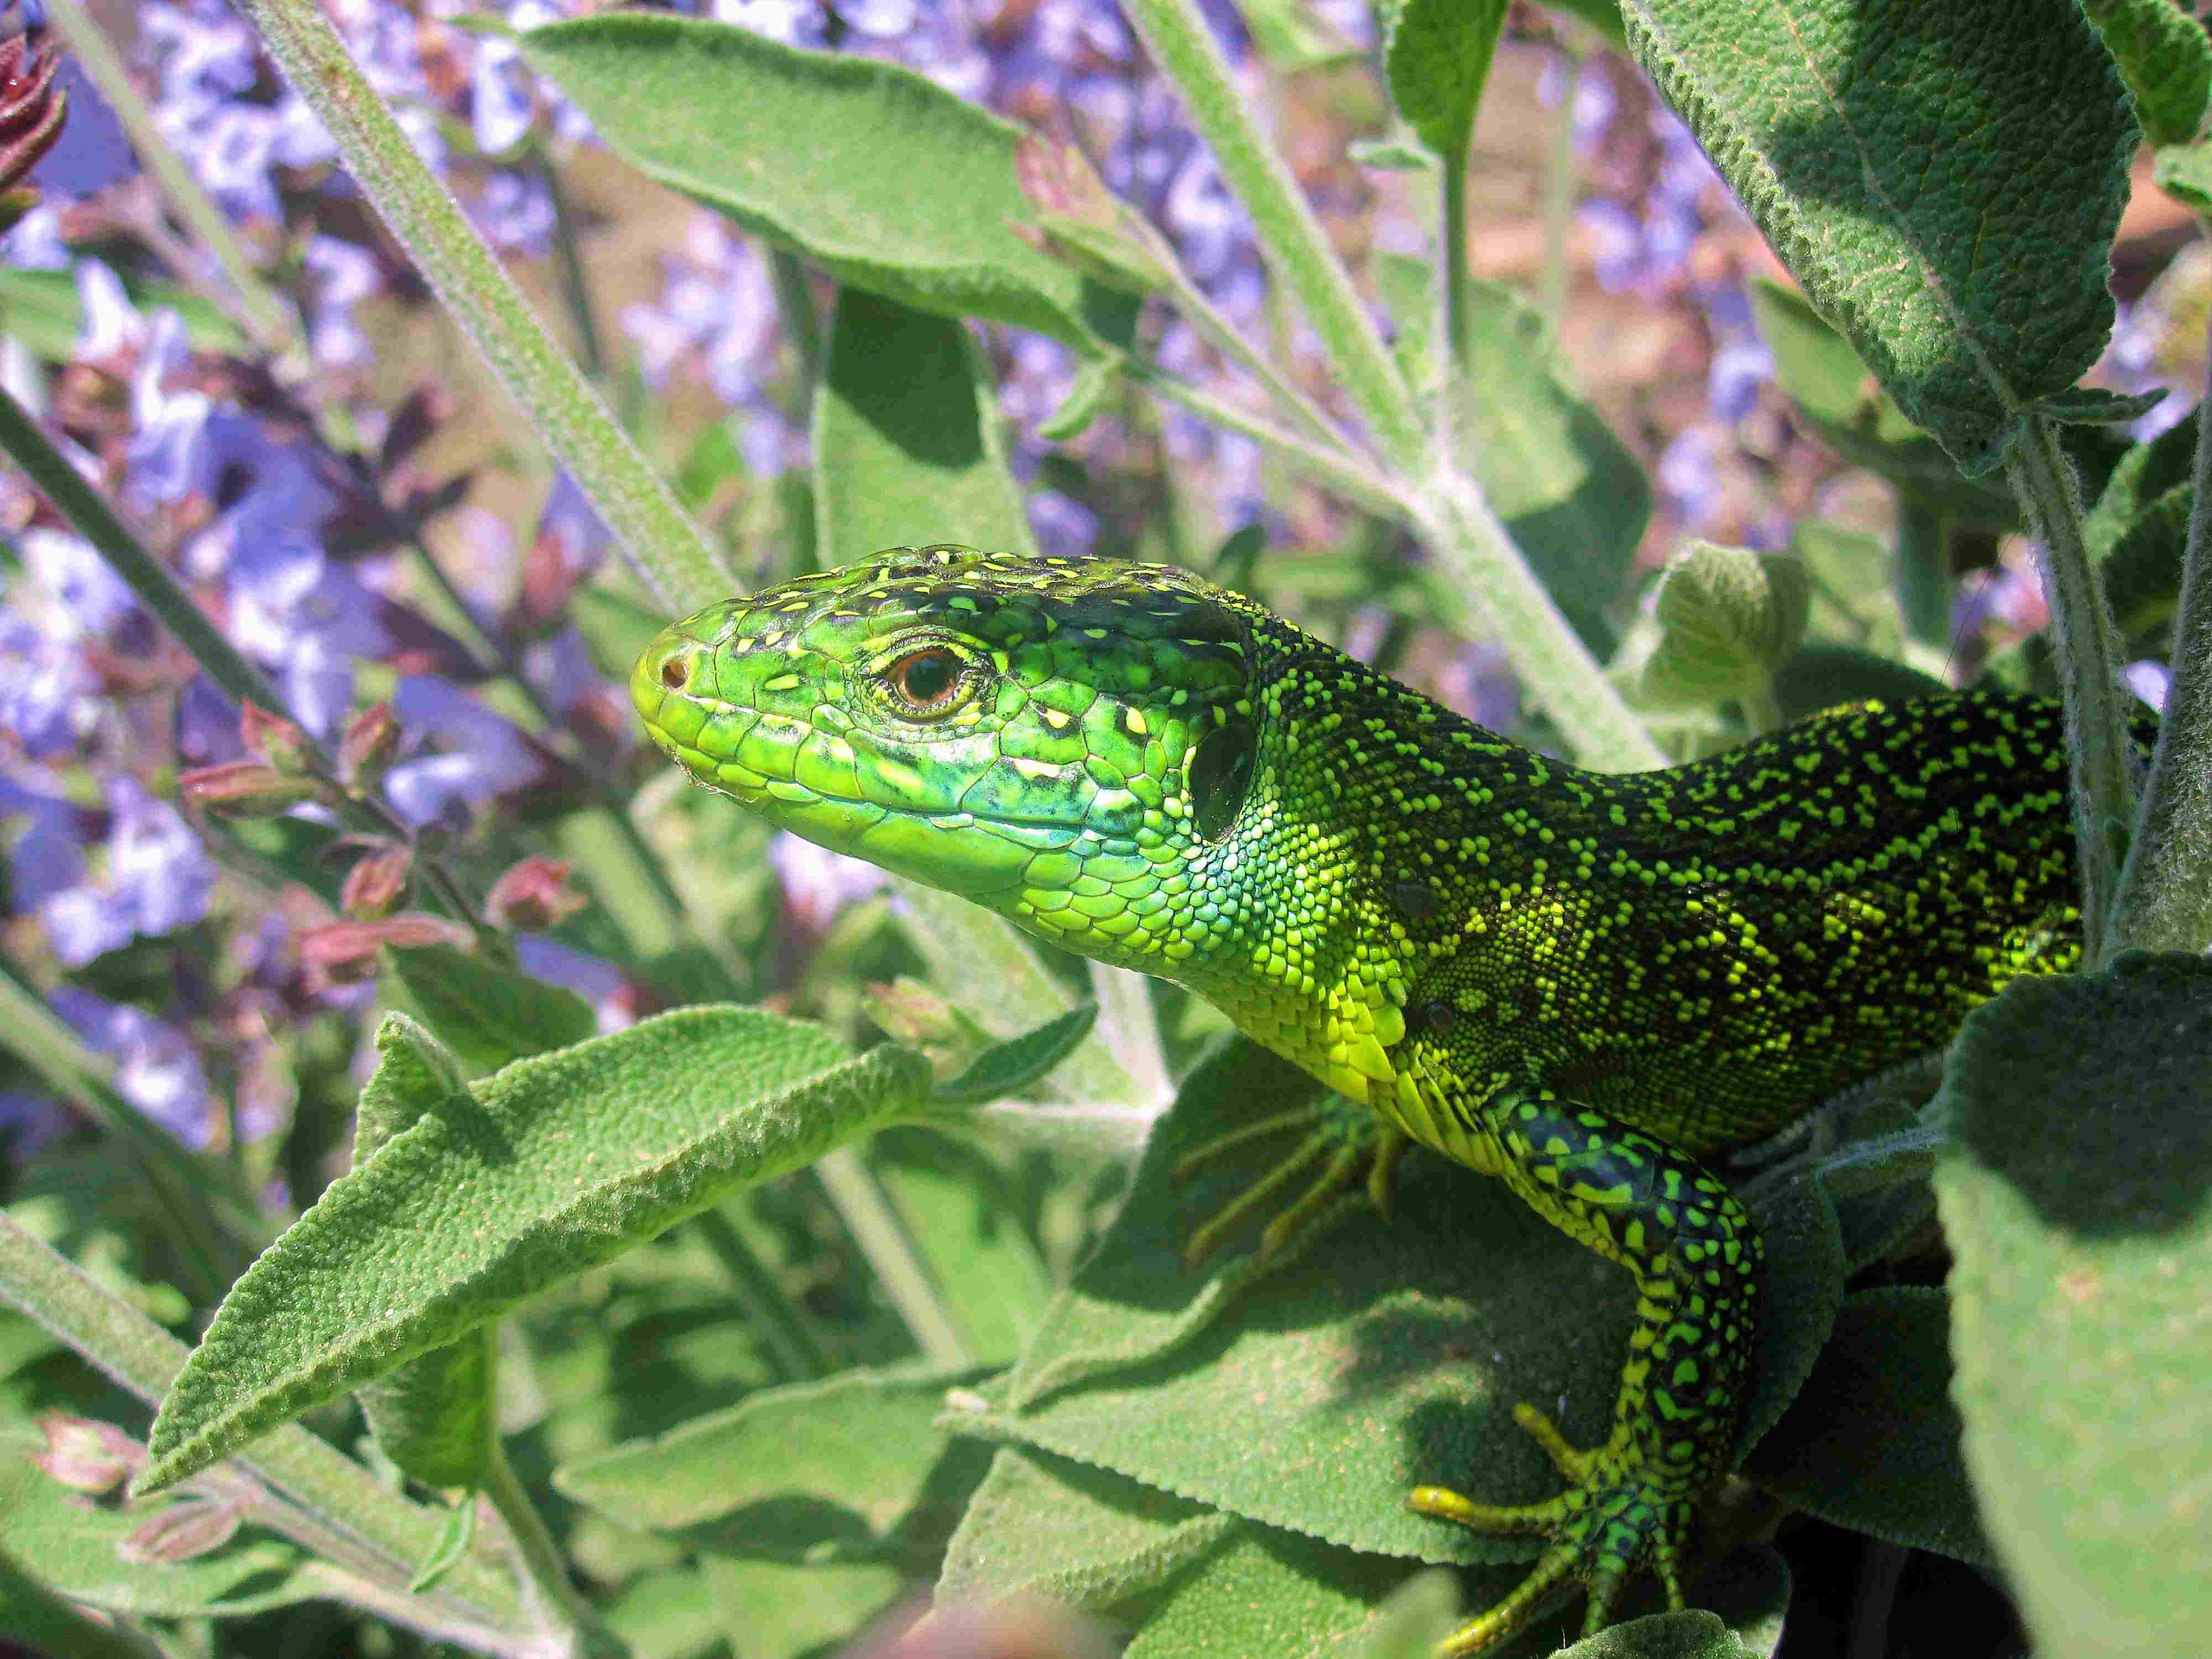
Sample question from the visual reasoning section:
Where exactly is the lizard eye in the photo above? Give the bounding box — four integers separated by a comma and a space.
884, 648, 968, 718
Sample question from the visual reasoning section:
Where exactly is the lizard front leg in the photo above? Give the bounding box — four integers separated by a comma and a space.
1413, 1089, 1764, 1653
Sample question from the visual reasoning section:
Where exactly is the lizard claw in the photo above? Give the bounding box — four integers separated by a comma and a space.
1172, 1102, 1407, 1265
1409, 1409, 1698, 1654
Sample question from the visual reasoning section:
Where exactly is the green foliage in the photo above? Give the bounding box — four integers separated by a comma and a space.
1741, 1288, 1992, 1567
1626, 0, 2137, 473
814, 288, 1039, 560
1639, 542, 1810, 713
1381, 0, 1510, 164
139, 1010, 934, 1493
383, 943, 599, 1077
2079, 0, 2212, 147
0, 1426, 329, 1619
949, 1039, 1843, 1566
514, 13, 1137, 355
1934, 954, 2212, 1657
7, 0, 2208, 1655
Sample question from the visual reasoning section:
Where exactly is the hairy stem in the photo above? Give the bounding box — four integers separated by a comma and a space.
232, 0, 728, 614
2004, 410, 2136, 964
1120, 0, 1423, 472
2110, 345, 2212, 954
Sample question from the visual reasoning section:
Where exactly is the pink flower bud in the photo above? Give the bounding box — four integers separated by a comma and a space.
340, 845, 413, 920
33, 1414, 140, 1496
483, 855, 586, 931
300, 914, 473, 985
122, 1498, 242, 1564
179, 761, 324, 817
240, 702, 317, 777
340, 701, 403, 791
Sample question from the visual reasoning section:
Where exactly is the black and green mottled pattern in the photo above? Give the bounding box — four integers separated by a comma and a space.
632, 546, 2110, 1651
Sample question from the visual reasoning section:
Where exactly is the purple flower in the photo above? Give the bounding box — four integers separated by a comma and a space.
48, 985, 212, 1149
27, 60, 137, 198
708, 1, 827, 49
301, 235, 382, 369
0, 1091, 72, 1155
1656, 426, 1723, 529
381, 676, 551, 830
1707, 333, 1773, 424
2124, 659, 2169, 713
4, 775, 217, 968
513, 934, 632, 1031
769, 830, 886, 937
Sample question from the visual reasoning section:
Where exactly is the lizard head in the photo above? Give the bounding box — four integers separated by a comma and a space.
632, 545, 1264, 970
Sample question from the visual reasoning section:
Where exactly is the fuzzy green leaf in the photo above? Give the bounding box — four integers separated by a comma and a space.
1656, 0, 2141, 475
2154, 140, 2212, 211
2034, 387, 2171, 428
815, 287, 1038, 561
1742, 1287, 1992, 1567
1933, 952, 2212, 1656
1640, 542, 1811, 710
962, 1037, 1841, 1566
2080, 0, 2212, 147
555, 1361, 997, 1570
140, 1008, 933, 1494
345, 1016, 551, 1488
382, 942, 598, 1077
938, 1443, 1787, 1658
515, 13, 1135, 354
1384, 0, 1510, 163
931, 1004, 1100, 1107
1772, 644, 1947, 726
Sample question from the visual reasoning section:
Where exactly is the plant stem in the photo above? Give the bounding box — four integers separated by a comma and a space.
2004, 410, 2137, 964
767, 247, 823, 409
0, 1215, 530, 1651
2110, 355, 2212, 954
1538, 50, 1580, 332
1442, 140, 1472, 379
231, 0, 728, 614
1123, 358, 1404, 517
1417, 474, 1666, 770
539, 150, 607, 384
481, 1437, 628, 1659
44, 0, 301, 357
1120, 0, 1423, 473
0, 386, 288, 718
812, 1147, 971, 1369
688, 1204, 831, 1382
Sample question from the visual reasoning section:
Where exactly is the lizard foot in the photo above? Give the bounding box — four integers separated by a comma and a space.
1172, 1101, 1407, 1265
1408, 1403, 1696, 1655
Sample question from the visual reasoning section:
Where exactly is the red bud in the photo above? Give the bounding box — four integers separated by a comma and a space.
300, 914, 474, 985
179, 761, 324, 817
122, 1498, 242, 1563
483, 855, 585, 931
240, 702, 317, 776
33, 1414, 140, 1496
340, 700, 402, 791
340, 845, 413, 920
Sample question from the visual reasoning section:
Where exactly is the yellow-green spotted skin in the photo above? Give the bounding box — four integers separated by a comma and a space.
633, 545, 2099, 1650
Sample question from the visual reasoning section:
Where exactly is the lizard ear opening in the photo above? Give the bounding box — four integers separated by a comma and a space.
1188, 719, 1257, 841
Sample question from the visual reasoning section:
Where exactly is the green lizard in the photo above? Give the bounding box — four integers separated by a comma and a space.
631, 544, 2096, 1651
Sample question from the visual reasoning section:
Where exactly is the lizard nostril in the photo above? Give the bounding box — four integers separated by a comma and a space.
659, 649, 691, 692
